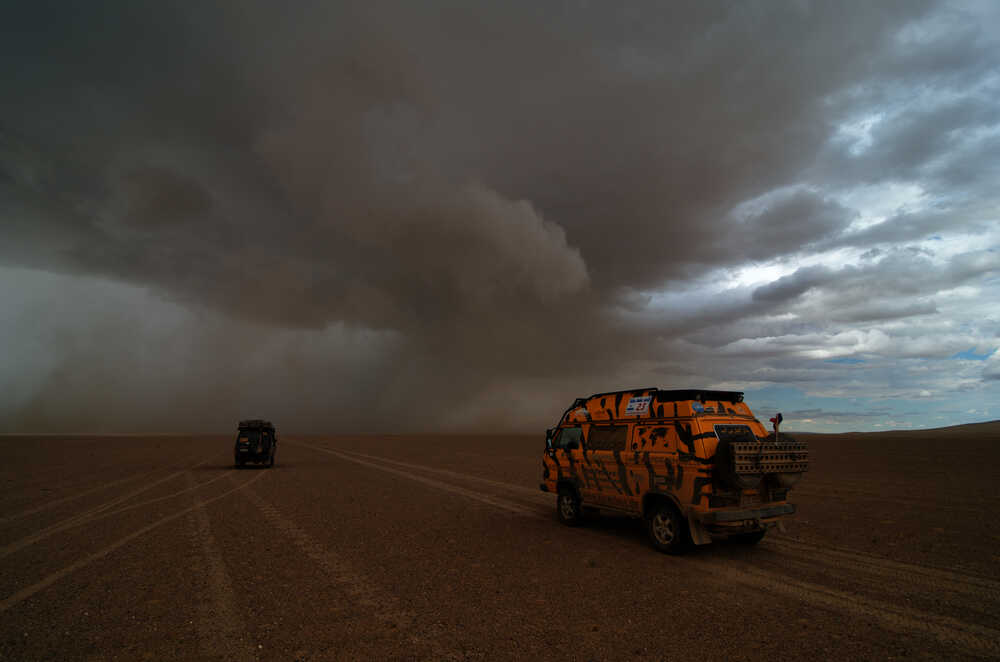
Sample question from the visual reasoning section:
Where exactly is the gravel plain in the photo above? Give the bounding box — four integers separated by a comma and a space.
2, 423, 999, 661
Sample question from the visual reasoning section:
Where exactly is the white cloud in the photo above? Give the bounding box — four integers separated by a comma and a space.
984, 351, 1000, 380
834, 181, 928, 231
834, 112, 886, 156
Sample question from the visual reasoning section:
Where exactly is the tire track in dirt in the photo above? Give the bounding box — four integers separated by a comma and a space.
0, 471, 267, 613
4, 469, 235, 558
98, 469, 235, 520
182, 473, 258, 662
747, 543, 1000, 627
794, 485, 990, 515
0, 468, 155, 524
763, 537, 1000, 597
296, 440, 1000, 658
240, 487, 414, 631
709, 560, 1000, 657
799, 475, 998, 499
334, 449, 544, 498
289, 441, 540, 517
333, 444, 1000, 597
238, 483, 454, 659
803, 474, 995, 493
0, 460, 223, 561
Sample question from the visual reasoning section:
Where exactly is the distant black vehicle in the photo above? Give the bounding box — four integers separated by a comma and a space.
234, 419, 277, 468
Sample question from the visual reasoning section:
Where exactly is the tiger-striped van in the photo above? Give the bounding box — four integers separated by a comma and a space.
540, 388, 808, 553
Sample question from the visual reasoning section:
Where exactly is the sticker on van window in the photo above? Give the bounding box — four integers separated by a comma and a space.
624, 395, 652, 415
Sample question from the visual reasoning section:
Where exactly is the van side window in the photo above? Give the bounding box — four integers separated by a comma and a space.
553, 426, 583, 449
588, 425, 628, 451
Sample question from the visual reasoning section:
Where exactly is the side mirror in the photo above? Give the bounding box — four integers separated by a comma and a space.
545, 428, 554, 450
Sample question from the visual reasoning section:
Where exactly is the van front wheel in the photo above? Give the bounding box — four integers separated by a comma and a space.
647, 504, 689, 554
556, 488, 583, 526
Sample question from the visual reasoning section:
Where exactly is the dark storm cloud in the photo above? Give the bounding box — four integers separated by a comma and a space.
752, 248, 999, 306
828, 209, 971, 249
2, 1, 932, 302
825, 301, 939, 324
727, 191, 856, 262
117, 166, 214, 227
752, 265, 834, 304
3, 0, 998, 431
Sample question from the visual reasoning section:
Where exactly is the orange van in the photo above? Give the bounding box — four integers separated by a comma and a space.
540, 389, 808, 553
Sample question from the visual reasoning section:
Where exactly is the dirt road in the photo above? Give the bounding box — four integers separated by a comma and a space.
2, 427, 999, 661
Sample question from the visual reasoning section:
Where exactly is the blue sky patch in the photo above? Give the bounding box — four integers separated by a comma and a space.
951, 348, 994, 361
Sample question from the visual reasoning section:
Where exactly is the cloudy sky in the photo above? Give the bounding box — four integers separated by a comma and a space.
2, 0, 998, 433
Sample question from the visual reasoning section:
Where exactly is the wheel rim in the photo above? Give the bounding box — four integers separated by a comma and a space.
652, 512, 675, 544
559, 495, 577, 519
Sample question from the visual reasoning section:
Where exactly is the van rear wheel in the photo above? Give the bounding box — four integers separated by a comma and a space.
647, 503, 690, 554
556, 487, 583, 526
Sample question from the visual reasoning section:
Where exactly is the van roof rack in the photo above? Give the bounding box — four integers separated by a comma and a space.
238, 419, 274, 429
655, 389, 744, 403
556, 388, 745, 424
575, 388, 744, 403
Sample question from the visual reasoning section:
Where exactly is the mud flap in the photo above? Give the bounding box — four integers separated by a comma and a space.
689, 517, 712, 545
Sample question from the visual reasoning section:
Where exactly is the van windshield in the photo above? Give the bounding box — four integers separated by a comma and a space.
553, 427, 583, 449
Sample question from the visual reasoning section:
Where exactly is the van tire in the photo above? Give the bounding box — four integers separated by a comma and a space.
730, 529, 766, 545
646, 503, 690, 554
556, 487, 583, 526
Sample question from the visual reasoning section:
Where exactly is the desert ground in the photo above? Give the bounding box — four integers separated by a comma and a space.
2, 422, 999, 661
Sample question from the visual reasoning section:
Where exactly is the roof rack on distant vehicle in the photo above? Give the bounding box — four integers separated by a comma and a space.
238, 419, 274, 429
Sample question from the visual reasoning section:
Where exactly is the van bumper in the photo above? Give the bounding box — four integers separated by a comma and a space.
698, 503, 795, 523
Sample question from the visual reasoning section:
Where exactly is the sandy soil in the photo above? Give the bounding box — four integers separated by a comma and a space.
2, 423, 999, 661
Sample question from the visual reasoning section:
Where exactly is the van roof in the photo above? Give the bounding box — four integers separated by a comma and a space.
570, 388, 744, 406
655, 389, 744, 403
559, 388, 747, 424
